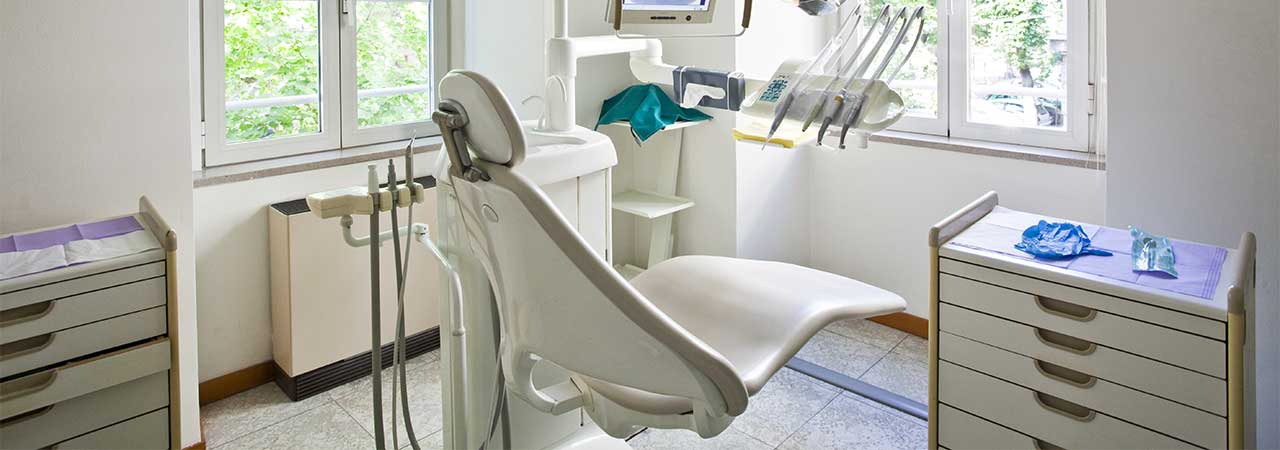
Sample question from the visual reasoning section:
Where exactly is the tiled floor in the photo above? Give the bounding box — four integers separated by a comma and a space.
201, 320, 928, 450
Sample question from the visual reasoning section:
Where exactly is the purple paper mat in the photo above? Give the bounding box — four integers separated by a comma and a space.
1, 216, 143, 254
951, 222, 1227, 300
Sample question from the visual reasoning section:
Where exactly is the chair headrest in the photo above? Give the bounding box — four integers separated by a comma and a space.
438, 70, 526, 167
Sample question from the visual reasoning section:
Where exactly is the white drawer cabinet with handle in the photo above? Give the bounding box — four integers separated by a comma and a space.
0, 197, 182, 450
928, 192, 1254, 450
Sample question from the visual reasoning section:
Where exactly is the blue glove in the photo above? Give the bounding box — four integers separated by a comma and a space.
1015, 220, 1113, 259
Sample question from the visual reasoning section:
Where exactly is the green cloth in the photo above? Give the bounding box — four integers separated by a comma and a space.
596, 84, 712, 143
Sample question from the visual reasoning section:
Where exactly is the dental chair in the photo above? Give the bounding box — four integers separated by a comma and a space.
434, 70, 906, 440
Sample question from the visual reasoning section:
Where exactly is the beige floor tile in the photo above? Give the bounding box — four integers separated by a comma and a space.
796, 330, 894, 379
859, 351, 929, 405
629, 427, 772, 450
332, 359, 445, 448
778, 393, 927, 450
201, 383, 330, 448
731, 368, 839, 446
824, 319, 909, 350
212, 403, 373, 450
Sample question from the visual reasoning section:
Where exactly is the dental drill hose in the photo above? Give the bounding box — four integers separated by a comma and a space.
388, 160, 423, 450
369, 165, 387, 450
399, 140, 420, 450
389, 161, 401, 450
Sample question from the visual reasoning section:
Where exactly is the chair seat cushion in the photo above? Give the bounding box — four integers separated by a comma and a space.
580, 256, 906, 415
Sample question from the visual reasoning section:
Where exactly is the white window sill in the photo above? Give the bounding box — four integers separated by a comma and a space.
193, 129, 1102, 188
193, 137, 444, 188
869, 130, 1106, 170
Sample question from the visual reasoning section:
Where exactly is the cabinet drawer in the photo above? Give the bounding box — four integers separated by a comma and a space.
941, 332, 1225, 448
940, 274, 1224, 378
0, 262, 164, 312
51, 408, 168, 450
1, 277, 166, 345
0, 371, 168, 449
0, 339, 170, 420
940, 404, 1049, 450
941, 303, 1225, 415
0, 306, 166, 378
940, 259, 1224, 340
939, 361, 1196, 450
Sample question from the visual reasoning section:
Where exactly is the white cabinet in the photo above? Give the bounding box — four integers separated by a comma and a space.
268, 178, 442, 399
541, 169, 611, 259
928, 192, 1253, 450
1, 199, 177, 450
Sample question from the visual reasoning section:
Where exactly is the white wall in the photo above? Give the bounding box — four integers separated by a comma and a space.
461, 0, 546, 119
0, 1, 203, 446
732, 1, 829, 264
809, 144, 1107, 318
1105, 2, 1280, 447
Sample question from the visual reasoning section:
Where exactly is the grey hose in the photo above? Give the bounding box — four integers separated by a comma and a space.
370, 182, 387, 450
388, 161, 423, 450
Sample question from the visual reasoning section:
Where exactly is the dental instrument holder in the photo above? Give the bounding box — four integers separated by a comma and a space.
305, 155, 431, 450
673, 66, 746, 111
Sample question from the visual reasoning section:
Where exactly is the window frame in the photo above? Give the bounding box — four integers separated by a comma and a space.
888, 0, 1093, 152
887, 0, 950, 136
338, 0, 448, 148
202, 0, 448, 167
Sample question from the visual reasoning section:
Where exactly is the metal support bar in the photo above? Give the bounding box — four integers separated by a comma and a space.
786, 357, 928, 421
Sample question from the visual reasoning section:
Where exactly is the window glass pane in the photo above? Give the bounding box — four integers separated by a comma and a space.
223, 0, 322, 143
865, 0, 940, 118
967, 0, 1068, 129
356, 0, 433, 129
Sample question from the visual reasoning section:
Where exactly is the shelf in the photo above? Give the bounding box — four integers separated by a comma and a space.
616, 264, 646, 280
612, 190, 695, 219
603, 120, 709, 133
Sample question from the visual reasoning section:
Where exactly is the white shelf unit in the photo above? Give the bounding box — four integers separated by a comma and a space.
602, 119, 707, 279
612, 190, 694, 220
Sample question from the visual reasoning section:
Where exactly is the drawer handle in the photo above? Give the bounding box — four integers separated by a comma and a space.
1033, 391, 1097, 422
0, 405, 54, 428
0, 370, 59, 401
1034, 360, 1098, 389
0, 301, 55, 327
1034, 328, 1097, 356
0, 333, 55, 361
1033, 438, 1065, 450
1034, 296, 1097, 322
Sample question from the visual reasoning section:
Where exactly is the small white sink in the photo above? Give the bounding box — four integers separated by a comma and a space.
516, 121, 618, 185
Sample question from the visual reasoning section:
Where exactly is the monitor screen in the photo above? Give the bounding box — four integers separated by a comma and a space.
622, 0, 711, 11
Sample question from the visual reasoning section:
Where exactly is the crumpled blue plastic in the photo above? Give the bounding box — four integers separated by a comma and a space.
1015, 220, 1114, 259
1130, 226, 1178, 278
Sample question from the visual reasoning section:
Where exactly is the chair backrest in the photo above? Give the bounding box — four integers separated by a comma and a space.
436, 70, 748, 417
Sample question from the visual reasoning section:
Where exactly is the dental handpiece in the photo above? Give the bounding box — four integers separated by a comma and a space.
799, 5, 892, 133
818, 6, 911, 143
839, 6, 926, 149
762, 4, 865, 148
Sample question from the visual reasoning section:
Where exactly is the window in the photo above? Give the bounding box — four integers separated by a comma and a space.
871, 0, 1092, 151
202, 0, 448, 166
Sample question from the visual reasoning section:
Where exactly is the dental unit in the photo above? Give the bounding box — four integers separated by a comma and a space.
300, 1, 923, 449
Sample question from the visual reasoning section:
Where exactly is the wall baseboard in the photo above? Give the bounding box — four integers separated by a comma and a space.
274, 327, 441, 401
199, 362, 275, 406
197, 327, 441, 407
869, 312, 928, 339
182, 428, 207, 450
